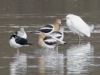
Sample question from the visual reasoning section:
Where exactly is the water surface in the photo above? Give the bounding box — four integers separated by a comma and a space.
0, 0, 100, 75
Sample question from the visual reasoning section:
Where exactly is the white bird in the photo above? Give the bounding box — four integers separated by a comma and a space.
14, 28, 27, 39
38, 34, 66, 51
9, 35, 32, 54
65, 14, 94, 42
34, 19, 62, 35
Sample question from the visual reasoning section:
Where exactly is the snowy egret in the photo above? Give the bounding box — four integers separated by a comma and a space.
65, 14, 94, 42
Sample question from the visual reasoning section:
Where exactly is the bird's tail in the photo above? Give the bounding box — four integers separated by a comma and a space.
25, 43, 33, 46
57, 40, 66, 44
90, 24, 94, 33
52, 37, 66, 44
27, 43, 33, 45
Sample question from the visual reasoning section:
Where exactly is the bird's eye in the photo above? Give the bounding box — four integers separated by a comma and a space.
59, 21, 61, 24
66, 17, 69, 20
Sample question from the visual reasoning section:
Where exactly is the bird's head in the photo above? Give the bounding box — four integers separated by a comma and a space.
55, 19, 61, 25
10, 35, 17, 39
66, 16, 69, 20
66, 14, 76, 20
39, 34, 45, 39
20, 27, 25, 32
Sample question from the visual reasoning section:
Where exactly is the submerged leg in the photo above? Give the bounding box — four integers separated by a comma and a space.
78, 35, 81, 44
56, 44, 58, 54
53, 44, 58, 54
17, 48, 19, 59
17, 48, 19, 55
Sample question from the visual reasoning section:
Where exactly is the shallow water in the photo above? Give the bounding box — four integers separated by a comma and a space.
0, 0, 100, 75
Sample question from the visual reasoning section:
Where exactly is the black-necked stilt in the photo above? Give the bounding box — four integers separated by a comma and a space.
9, 34, 32, 54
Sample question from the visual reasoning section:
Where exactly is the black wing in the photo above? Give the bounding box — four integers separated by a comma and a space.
15, 37, 28, 45
44, 25, 53, 28
45, 41, 57, 45
39, 29, 52, 33
14, 31, 18, 35
44, 36, 57, 45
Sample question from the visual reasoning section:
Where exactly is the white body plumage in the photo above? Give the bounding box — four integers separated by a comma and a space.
9, 36, 22, 49
38, 34, 66, 49
66, 14, 94, 37
15, 28, 27, 39
42, 38, 57, 49
48, 26, 64, 41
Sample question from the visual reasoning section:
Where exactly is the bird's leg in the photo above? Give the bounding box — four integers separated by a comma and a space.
56, 44, 58, 54
53, 44, 58, 54
78, 35, 81, 44
17, 48, 19, 59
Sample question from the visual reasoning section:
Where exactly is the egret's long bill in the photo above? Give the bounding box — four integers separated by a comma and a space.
61, 18, 66, 20
66, 17, 69, 20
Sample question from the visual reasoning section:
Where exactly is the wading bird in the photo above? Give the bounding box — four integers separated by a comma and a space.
9, 34, 32, 55
65, 14, 94, 43
38, 34, 66, 53
34, 19, 62, 35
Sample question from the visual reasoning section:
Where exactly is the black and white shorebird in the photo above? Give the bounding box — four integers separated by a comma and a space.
33, 19, 62, 35
38, 34, 66, 52
48, 26, 65, 41
9, 34, 32, 54
47, 26, 65, 52
14, 28, 27, 39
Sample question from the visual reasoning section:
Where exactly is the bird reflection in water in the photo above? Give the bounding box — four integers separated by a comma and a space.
10, 53, 27, 75
66, 42, 94, 75
38, 48, 64, 75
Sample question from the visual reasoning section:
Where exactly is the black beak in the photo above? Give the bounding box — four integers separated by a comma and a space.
61, 18, 66, 20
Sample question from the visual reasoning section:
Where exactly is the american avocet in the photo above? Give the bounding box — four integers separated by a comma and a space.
38, 34, 66, 51
34, 19, 61, 35
48, 26, 65, 52
48, 26, 64, 41
65, 14, 94, 42
14, 28, 27, 39
9, 35, 32, 54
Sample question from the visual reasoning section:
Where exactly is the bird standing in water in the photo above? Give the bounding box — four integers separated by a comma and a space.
65, 14, 94, 43
34, 19, 62, 35
38, 34, 66, 53
9, 28, 32, 55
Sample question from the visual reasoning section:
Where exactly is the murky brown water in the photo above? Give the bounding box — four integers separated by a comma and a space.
0, 0, 100, 75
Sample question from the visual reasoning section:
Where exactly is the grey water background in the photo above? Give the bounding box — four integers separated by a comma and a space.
0, 0, 100, 75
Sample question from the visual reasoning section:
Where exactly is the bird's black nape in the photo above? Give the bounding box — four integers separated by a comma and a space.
10, 35, 17, 39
